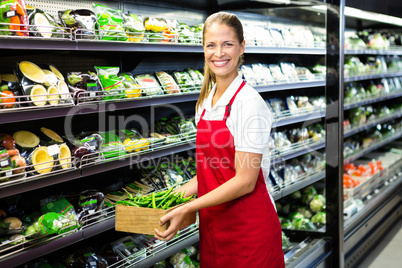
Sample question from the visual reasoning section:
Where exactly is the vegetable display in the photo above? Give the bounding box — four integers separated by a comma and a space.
116, 187, 195, 210
93, 3, 126, 41
155, 71, 181, 94
0, 0, 28, 37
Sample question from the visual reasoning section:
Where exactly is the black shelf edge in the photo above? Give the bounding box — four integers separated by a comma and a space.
245, 46, 326, 55
77, 93, 200, 115
0, 80, 326, 124
0, 37, 76, 50
0, 105, 77, 124
280, 171, 326, 199
82, 218, 115, 239
255, 80, 326, 93
273, 110, 325, 128
76, 41, 203, 53
0, 230, 83, 267
81, 142, 196, 177
271, 141, 326, 165
0, 169, 81, 199
135, 231, 200, 268
344, 91, 402, 110
345, 49, 402, 55
344, 71, 402, 82
344, 110, 402, 138
344, 131, 402, 163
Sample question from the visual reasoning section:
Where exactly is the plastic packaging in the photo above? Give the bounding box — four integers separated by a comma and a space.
173, 71, 196, 92
58, 9, 96, 39
155, 71, 181, 94
118, 73, 142, 98
134, 73, 163, 96
94, 66, 125, 100
0, 0, 28, 37
122, 13, 145, 42
98, 131, 126, 159
93, 3, 126, 41
111, 236, 146, 264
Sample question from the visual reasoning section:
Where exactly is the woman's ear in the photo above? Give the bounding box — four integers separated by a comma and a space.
240, 40, 246, 55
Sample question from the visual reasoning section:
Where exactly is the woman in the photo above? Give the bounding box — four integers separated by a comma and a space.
154, 12, 284, 267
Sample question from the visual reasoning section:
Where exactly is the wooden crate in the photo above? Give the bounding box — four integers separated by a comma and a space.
115, 203, 196, 235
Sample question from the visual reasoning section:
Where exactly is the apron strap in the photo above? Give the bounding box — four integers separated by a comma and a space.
224, 80, 246, 121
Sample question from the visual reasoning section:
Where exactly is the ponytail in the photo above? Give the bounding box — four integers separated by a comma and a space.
196, 62, 215, 113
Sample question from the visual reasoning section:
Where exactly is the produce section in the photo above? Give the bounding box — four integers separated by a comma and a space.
0, 0, 400, 267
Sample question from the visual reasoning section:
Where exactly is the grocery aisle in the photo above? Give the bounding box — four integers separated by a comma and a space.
357, 218, 402, 267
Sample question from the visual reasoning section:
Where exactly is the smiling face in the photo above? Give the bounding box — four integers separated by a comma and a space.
203, 22, 245, 82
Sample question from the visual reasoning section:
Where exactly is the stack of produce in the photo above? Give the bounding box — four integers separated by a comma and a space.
0, 211, 25, 246
269, 151, 325, 189
0, 127, 73, 183
276, 184, 326, 231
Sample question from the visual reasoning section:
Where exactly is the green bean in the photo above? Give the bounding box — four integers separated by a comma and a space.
152, 192, 156, 209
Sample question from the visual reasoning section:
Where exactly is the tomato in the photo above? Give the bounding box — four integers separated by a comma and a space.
0, 91, 16, 109
358, 165, 367, 172
0, 133, 15, 150
378, 165, 384, 171
353, 170, 362, 176
343, 174, 352, 180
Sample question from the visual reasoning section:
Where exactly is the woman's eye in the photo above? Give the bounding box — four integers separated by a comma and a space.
224, 43, 233, 47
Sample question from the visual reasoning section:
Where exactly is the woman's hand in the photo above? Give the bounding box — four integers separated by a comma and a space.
154, 205, 188, 241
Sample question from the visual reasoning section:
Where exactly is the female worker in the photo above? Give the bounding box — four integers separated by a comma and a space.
154, 11, 284, 267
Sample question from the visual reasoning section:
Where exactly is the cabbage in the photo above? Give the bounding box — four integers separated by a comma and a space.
292, 218, 316, 230
302, 186, 317, 205
311, 212, 326, 224
288, 212, 304, 221
297, 206, 313, 219
310, 194, 326, 213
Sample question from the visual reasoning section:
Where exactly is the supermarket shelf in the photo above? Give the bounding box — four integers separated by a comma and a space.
245, 46, 326, 55
285, 238, 330, 268
344, 91, 402, 110
344, 166, 402, 234
280, 171, 326, 199
344, 130, 402, 163
271, 140, 326, 165
273, 109, 325, 128
133, 231, 200, 268
345, 49, 402, 55
255, 80, 326, 93
0, 169, 81, 199
0, 37, 326, 55
344, 71, 402, 82
0, 81, 326, 124
81, 142, 196, 177
344, 109, 402, 138
0, 215, 115, 267
344, 173, 402, 262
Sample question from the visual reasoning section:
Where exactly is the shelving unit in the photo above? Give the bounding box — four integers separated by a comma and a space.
342, 7, 402, 267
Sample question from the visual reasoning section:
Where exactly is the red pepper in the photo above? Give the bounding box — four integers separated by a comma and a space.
0, 91, 16, 108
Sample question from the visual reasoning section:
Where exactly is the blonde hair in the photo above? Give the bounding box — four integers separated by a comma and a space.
196, 12, 244, 113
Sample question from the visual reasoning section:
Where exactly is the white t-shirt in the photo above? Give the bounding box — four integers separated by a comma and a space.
195, 74, 273, 181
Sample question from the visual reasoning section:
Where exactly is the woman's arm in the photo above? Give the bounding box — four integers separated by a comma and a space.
154, 151, 262, 241
174, 175, 198, 197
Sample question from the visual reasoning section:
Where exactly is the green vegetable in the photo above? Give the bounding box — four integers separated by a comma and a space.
93, 4, 127, 41
297, 206, 313, 219
61, 10, 76, 26
292, 218, 316, 230
309, 194, 326, 213
290, 190, 302, 200
288, 212, 304, 221
311, 212, 326, 224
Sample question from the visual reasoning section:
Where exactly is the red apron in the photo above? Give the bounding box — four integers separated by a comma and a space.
196, 81, 284, 268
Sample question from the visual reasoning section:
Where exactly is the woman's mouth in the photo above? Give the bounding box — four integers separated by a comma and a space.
212, 60, 229, 67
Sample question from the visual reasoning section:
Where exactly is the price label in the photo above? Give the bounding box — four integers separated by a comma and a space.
47, 144, 60, 157
6, 10, 16, 18
1, 160, 9, 167
6, 170, 12, 177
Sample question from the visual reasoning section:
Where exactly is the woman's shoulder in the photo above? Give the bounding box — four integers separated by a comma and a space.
235, 83, 268, 109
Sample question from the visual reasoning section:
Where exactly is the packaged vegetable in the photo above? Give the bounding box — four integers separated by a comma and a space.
69, 133, 102, 164
120, 129, 149, 153
268, 98, 286, 114
122, 13, 145, 42
144, 17, 168, 33
186, 68, 203, 86
173, 71, 196, 92
63, 248, 108, 268
0, 0, 28, 37
269, 29, 284, 46
309, 194, 325, 213
58, 9, 96, 39
280, 63, 299, 82
134, 73, 163, 96
155, 71, 181, 94
111, 236, 146, 263
118, 73, 142, 98
94, 66, 125, 100
311, 211, 326, 224
177, 21, 194, 43
40, 196, 77, 220
93, 3, 126, 41
98, 131, 126, 159
36, 212, 78, 235
292, 217, 316, 230
27, 7, 68, 38
252, 64, 274, 85
67, 71, 101, 101
269, 65, 288, 82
